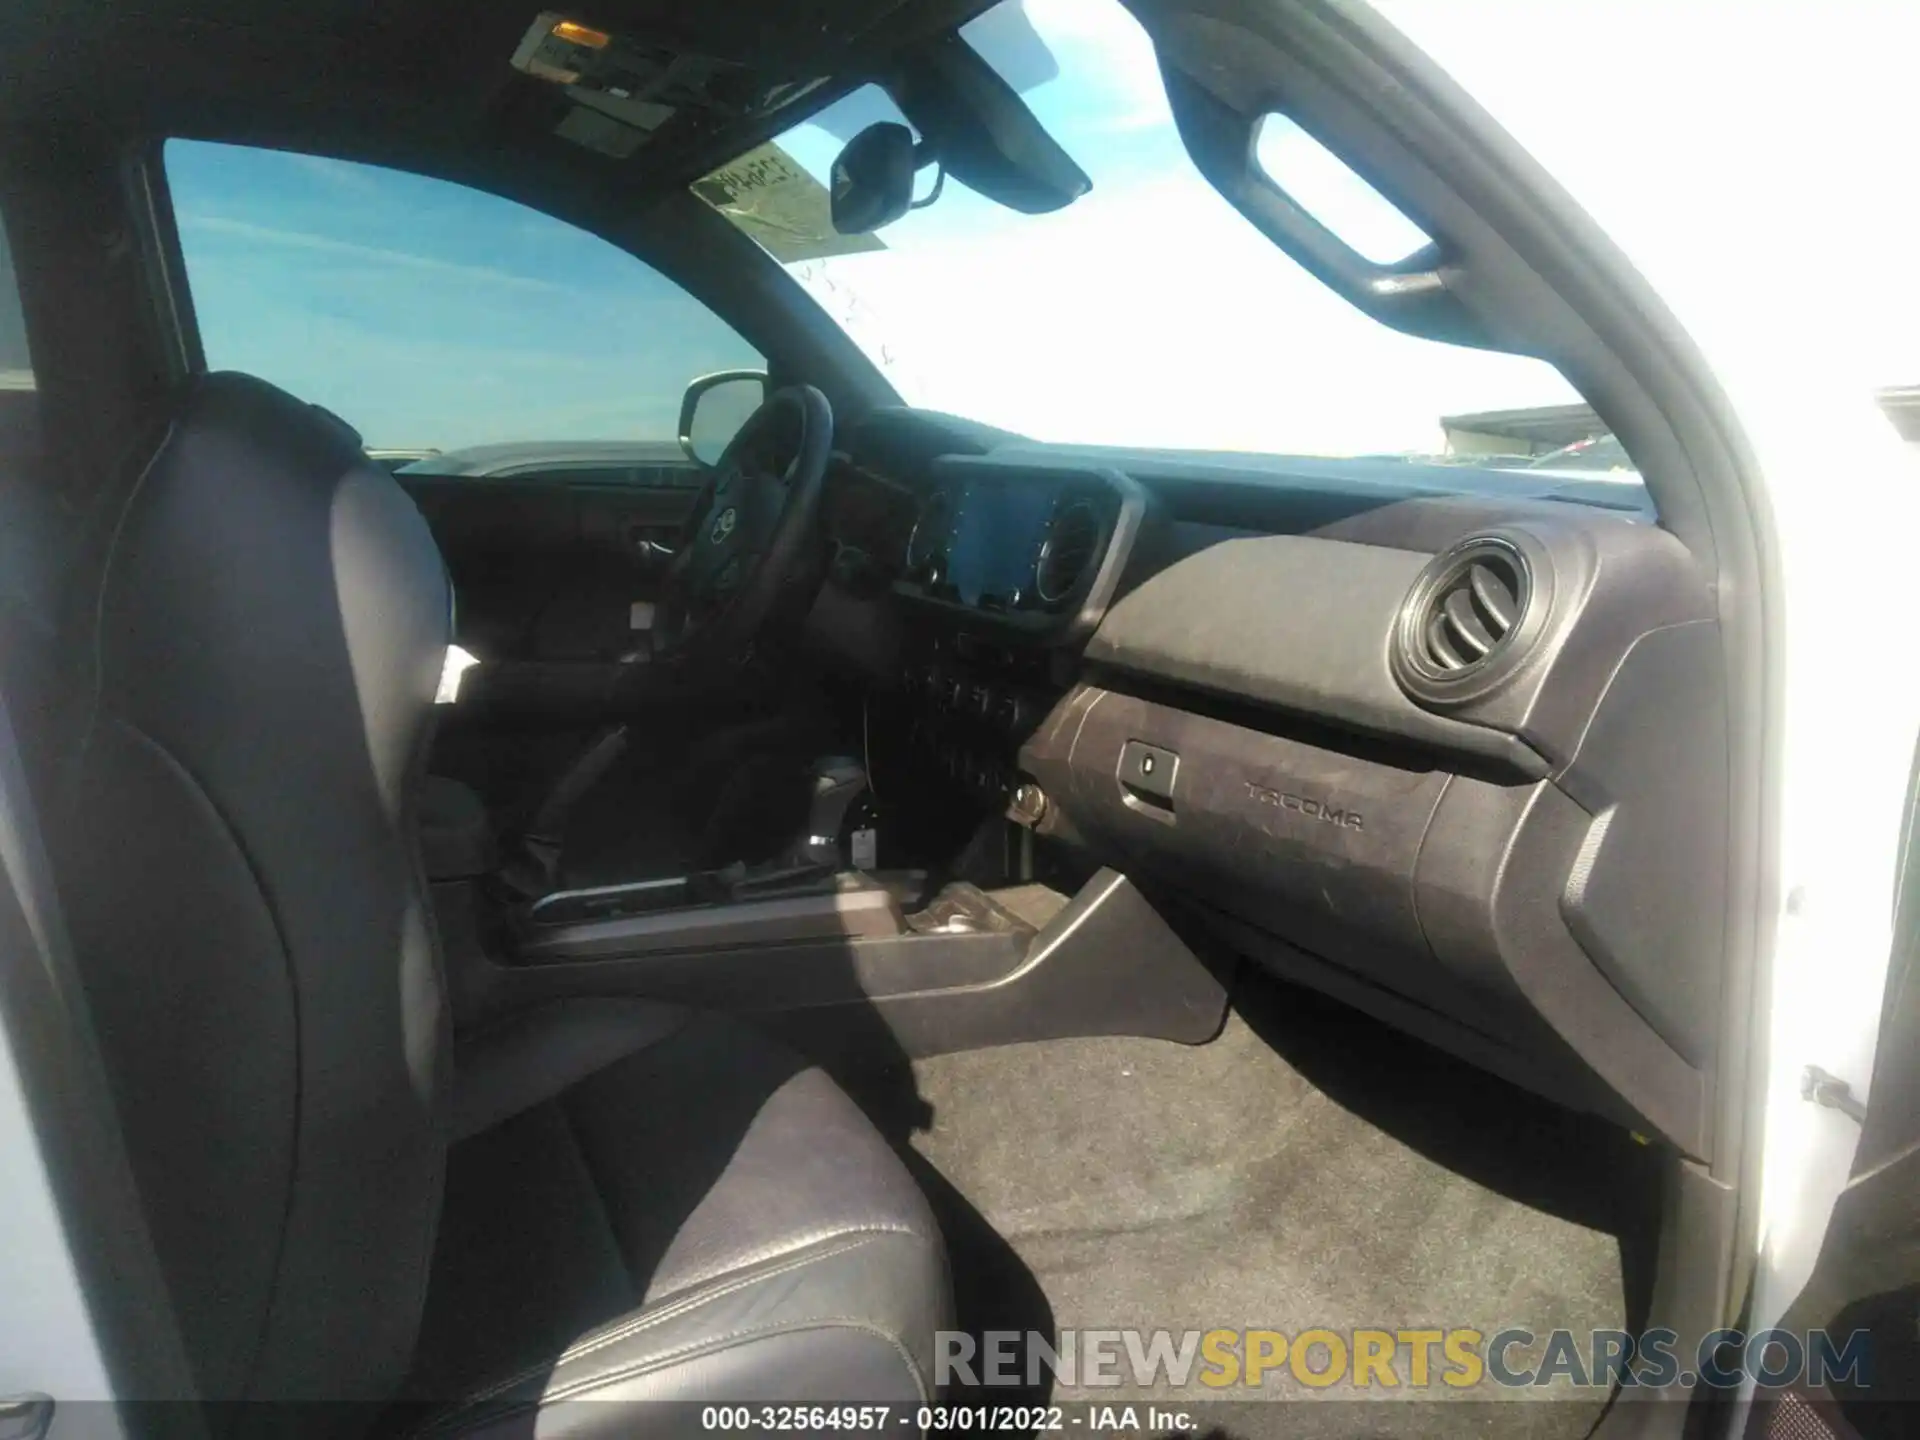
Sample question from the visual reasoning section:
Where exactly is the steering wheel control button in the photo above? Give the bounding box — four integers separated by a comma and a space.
1120, 739, 1179, 809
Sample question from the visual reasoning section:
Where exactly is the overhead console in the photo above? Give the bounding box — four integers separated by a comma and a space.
1015, 507, 1729, 1159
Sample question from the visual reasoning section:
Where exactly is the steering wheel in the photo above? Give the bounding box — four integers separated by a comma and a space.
653, 384, 834, 670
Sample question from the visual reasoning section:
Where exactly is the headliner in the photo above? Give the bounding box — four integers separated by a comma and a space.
0, 0, 988, 196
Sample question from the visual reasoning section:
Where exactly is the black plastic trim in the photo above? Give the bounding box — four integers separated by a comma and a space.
1391, 532, 1549, 704
892, 458, 1149, 644
453, 870, 1229, 1070
1021, 681, 1715, 1153
1082, 532, 1552, 775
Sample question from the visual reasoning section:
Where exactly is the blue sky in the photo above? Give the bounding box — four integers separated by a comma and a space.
170, 0, 1587, 458
169, 143, 762, 450
165, 0, 1920, 462
748, 0, 1578, 454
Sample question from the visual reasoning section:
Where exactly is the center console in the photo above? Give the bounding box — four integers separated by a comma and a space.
426, 795, 1228, 1069
892, 457, 1146, 638
518, 865, 918, 961
900, 633, 1070, 809
422, 451, 1221, 1066
450, 861, 1228, 1069
889, 458, 1149, 811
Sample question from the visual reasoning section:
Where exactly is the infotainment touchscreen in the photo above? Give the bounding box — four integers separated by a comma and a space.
943, 482, 1058, 607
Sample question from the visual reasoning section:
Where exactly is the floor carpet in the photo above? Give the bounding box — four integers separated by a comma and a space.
851, 970, 1663, 1439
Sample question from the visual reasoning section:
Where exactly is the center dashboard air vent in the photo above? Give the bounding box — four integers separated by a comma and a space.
1035, 501, 1101, 605
1392, 534, 1545, 704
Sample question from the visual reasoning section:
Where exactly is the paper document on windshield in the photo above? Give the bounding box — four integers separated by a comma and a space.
692, 144, 887, 265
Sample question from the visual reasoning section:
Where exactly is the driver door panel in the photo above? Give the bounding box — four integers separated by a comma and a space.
401, 466, 705, 714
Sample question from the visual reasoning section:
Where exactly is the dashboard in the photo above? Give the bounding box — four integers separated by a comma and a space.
814, 407, 1721, 1164
893, 457, 1144, 639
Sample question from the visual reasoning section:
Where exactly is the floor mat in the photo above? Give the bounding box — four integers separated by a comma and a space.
857, 971, 1663, 1438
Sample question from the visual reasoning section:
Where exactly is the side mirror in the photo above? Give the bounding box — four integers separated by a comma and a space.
830, 122, 926, 235
678, 369, 768, 466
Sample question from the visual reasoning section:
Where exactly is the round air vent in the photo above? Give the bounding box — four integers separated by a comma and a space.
1035, 501, 1101, 605
905, 491, 951, 580
1393, 535, 1541, 703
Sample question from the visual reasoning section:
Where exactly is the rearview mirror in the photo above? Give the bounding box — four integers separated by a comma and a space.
830, 122, 926, 235
679, 369, 768, 466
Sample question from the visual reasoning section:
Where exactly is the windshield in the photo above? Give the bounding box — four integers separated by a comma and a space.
1526, 434, 1634, 473
697, 0, 1634, 479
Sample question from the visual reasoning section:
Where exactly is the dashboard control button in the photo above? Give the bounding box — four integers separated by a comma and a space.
1119, 740, 1179, 804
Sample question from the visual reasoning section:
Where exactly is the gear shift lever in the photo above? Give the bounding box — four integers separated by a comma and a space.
791, 756, 868, 870
722, 757, 870, 899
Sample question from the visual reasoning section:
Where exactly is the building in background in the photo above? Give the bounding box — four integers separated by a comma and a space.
1445, 391, 1920, 463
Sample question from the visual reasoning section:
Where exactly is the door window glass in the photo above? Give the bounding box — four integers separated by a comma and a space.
165, 140, 764, 470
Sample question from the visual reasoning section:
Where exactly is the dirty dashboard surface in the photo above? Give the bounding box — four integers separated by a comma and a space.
814, 406, 1720, 1158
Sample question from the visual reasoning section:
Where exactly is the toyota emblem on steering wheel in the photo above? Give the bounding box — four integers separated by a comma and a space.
709, 506, 738, 544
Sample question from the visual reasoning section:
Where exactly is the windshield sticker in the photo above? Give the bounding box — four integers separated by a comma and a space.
693, 144, 886, 264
